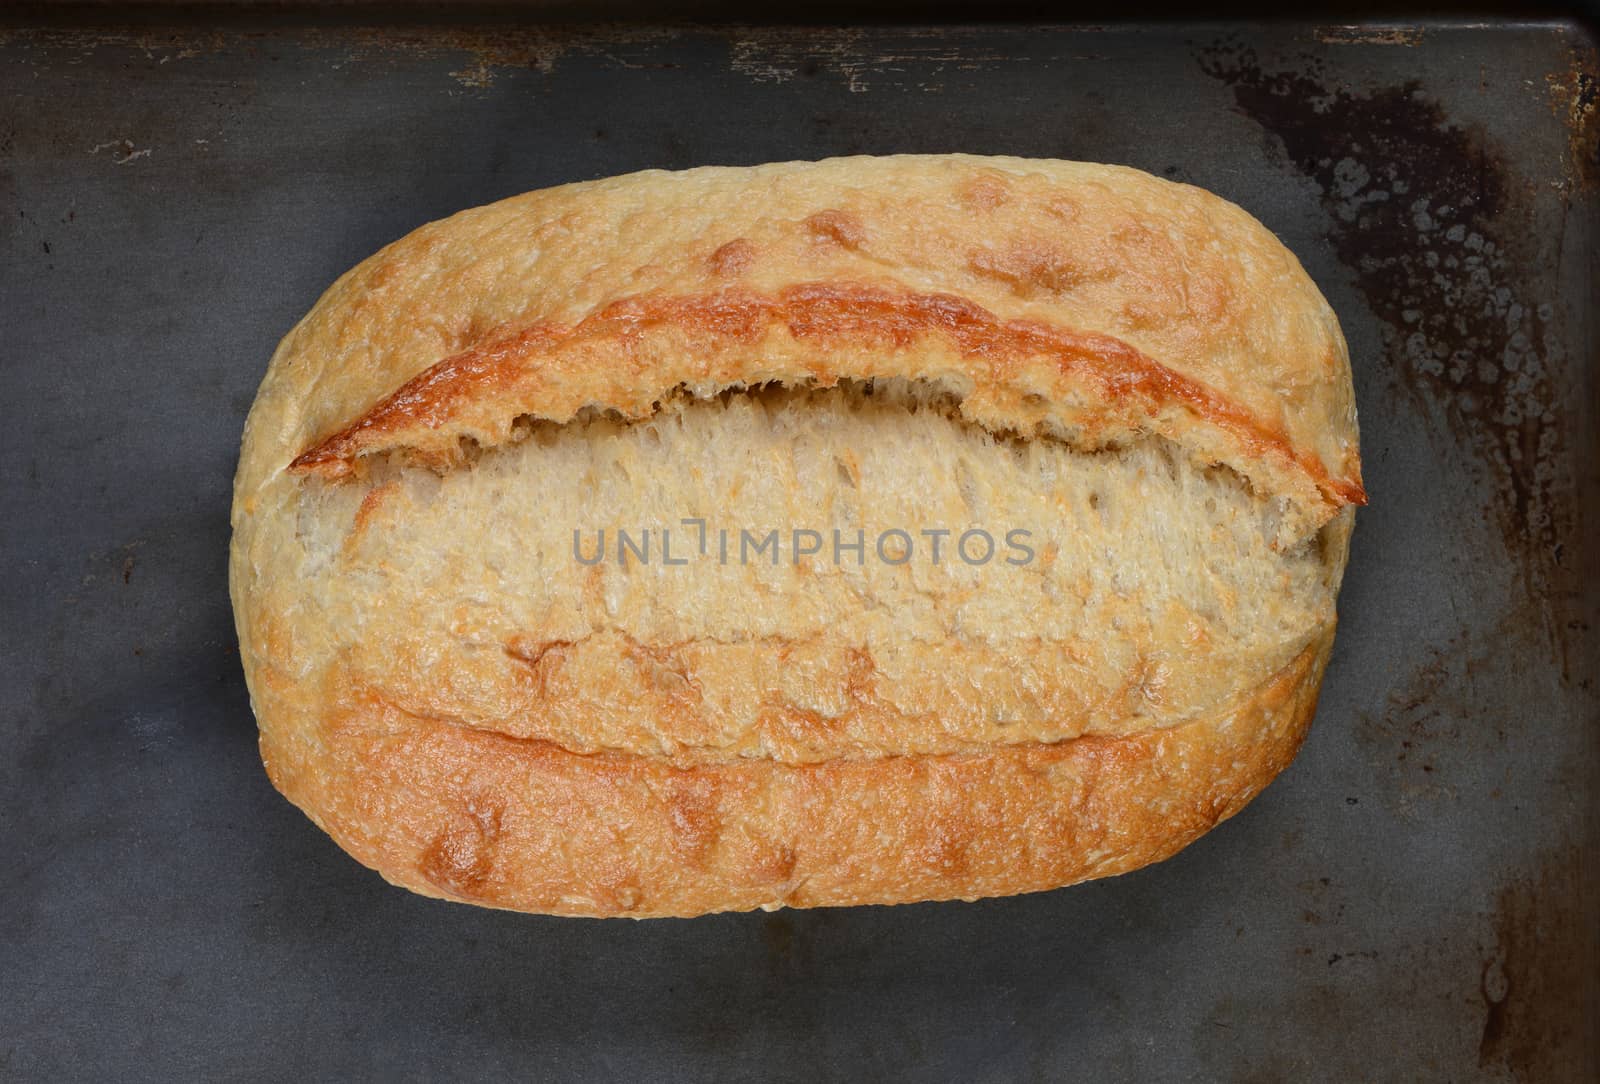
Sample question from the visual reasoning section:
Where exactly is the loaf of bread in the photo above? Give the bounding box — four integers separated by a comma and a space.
230, 155, 1363, 918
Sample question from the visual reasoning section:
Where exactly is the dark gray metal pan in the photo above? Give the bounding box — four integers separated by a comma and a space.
2, 15, 1595, 1081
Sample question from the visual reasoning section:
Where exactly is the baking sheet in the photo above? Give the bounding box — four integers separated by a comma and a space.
2, 15, 1595, 1080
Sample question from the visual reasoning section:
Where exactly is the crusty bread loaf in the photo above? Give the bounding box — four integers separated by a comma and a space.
230, 155, 1362, 918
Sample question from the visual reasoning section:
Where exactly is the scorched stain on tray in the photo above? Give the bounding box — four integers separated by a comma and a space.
1201, 41, 1576, 608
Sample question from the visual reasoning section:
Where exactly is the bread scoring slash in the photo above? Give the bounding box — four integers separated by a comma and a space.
230, 155, 1362, 918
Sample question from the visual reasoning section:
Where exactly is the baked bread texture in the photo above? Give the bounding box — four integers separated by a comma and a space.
230, 155, 1363, 918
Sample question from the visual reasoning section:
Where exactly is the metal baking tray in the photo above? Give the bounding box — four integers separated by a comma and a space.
3, 12, 1596, 1080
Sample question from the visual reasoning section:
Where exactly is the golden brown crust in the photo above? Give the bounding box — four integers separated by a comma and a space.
289, 283, 1365, 515
233, 156, 1361, 511
262, 626, 1333, 918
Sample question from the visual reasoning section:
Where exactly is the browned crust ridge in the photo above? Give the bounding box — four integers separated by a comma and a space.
290, 283, 1366, 513
260, 626, 1333, 919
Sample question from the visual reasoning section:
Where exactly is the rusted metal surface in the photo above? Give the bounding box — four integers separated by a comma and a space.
1, 16, 1595, 1081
